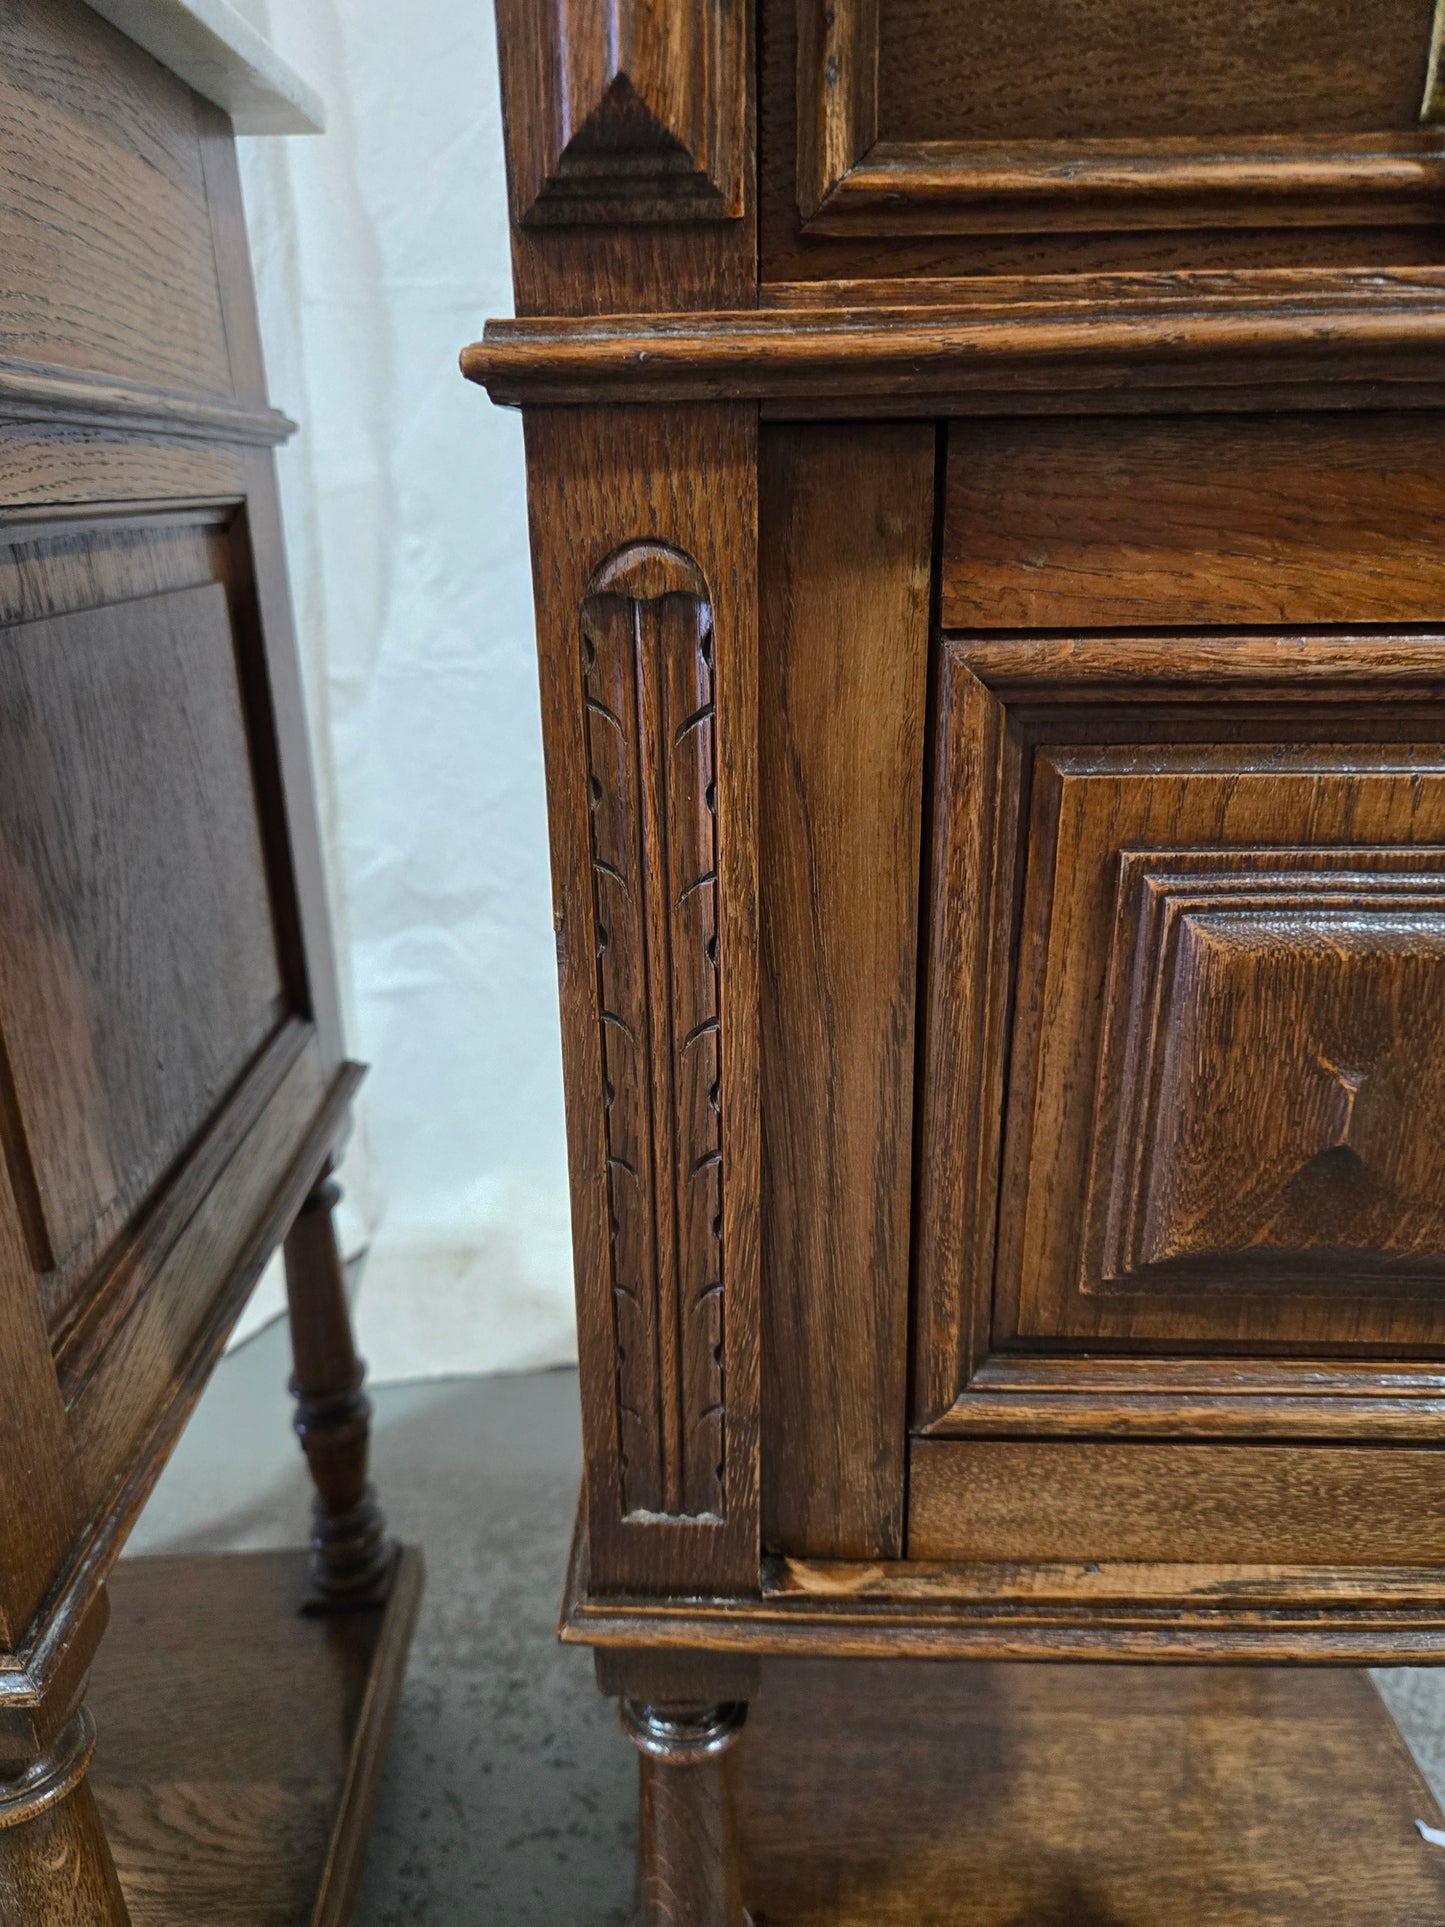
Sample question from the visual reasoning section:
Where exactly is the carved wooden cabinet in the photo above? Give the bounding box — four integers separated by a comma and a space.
467, 1, 1445, 1918
0, 4, 416, 1921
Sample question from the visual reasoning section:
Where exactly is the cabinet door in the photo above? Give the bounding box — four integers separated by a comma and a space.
916, 415, 1445, 1450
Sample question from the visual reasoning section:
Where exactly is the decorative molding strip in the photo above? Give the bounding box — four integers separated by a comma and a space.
580, 542, 726, 1522
796, 0, 1445, 234
497, 0, 745, 226
0, 359, 295, 446
464, 288, 1445, 409
559, 1522, 1445, 1664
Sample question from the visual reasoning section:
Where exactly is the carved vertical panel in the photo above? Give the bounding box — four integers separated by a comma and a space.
581, 543, 725, 1521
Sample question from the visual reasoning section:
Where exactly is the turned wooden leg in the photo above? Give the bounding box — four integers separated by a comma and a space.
622, 1700, 749, 1927
283, 1172, 394, 1608
0, 1708, 129, 1925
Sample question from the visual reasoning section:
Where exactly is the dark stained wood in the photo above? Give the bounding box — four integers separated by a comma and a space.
732, 1659, 1445, 1923
492, 0, 756, 317
943, 415, 1445, 629
284, 1176, 394, 1608
496, 0, 745, 226
522, 406, 760, 1598
876, 0, 1441, 144
582, 547, 727, 1521
909, 1439, 1445, 1564
0, 1711, 129, 1927
486, 0, 1445, 1913
465, 293, 1445, 414
0, 1, 392, 1908
90, 1549, 423, 1927
623, 1701, 750, 1927
759, 424, 933, 1559
790, 0, 1445, 239
0, 581, 286, 1287
760, 0, 1445, 281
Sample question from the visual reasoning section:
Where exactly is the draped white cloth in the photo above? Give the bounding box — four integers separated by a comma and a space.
227, 0, 576, 1377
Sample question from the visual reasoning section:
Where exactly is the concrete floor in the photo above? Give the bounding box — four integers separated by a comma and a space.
125, 1316, 1445, 1923
124, 1318, 636, 1926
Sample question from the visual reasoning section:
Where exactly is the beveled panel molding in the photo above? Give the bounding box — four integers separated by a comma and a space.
796, 0, 1445, 234
497, 0, 746, 225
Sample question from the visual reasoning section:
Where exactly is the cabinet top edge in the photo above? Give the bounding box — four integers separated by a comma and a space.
81, 0, 324, 136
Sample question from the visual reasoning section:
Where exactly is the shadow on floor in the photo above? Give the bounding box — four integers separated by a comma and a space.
126, 1322, 635, 1925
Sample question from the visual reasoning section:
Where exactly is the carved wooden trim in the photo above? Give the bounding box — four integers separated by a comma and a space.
796, 0, 1445, 235
464, 285, 1445, 413
580, 543, 726, 1521
498, 0, 745, 227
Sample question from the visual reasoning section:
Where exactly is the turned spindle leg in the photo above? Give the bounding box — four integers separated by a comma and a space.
0, 1707, 129, 1925
283, 1172, 394, 1608
622, 1700, 749, 1927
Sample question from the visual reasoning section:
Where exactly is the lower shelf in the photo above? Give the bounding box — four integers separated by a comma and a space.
89, 1546, 423, 1926
734, 1660, 1445, 1924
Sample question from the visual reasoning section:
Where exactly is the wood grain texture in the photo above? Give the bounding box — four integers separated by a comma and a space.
0, 0, 229, 392
581, 549, 726, 1521
0, 1715, 129, 1927
760, 0, 1445, 280
733, 1660, 1445, 1923
909, 1439, 1445, 1565
943, 415, 1445, 629
522, 406, 759, 1597
792, 0, 1445, 238
496, 0, 745, 225
467, 295, 1445, 413
1000, 746, 1445, 1353
561, 1499, 1445, 1659
90, 1549, 422, 1927
491, 0, 755, 317
758, 424, 933, 1560
0, 582, 286, 1282
625, 1704, 749, 1927
877, 0, 1440, 144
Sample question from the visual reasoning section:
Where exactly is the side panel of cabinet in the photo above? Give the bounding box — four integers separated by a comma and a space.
759, 423, 934, 1559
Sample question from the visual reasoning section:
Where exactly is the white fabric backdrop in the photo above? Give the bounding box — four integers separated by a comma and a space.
227, 0, 577, 1379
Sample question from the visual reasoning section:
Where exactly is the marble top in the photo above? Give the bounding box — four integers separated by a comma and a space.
82, 0, 324, 135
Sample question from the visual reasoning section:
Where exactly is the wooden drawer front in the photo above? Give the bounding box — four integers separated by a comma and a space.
914, 612, 1445, 1426
909, 1440, 1445, 1566
942, 418, 1445, 631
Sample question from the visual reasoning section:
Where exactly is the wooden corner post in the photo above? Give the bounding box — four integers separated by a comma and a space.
489, 0, 761, 1608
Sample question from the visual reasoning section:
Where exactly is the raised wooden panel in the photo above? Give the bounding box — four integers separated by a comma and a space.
1091, 851, 1445, 1293
792, 0, 1445, 235
909, 1439, 1445, 1566
758, 424, 933, 1561
1001, 746, 1445, 1350
915, 627, 1445, 1439
0, 0, 230, 393
942, 417, 1445, 631
0, 577, 287, 1328
878, 0, 1439, 145
496, 0, 745, 226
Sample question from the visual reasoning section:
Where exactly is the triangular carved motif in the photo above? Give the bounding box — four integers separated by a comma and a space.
538, 71, 725, 215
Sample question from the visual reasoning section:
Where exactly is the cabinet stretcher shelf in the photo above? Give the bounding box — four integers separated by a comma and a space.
88, 1548, 423, 1926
